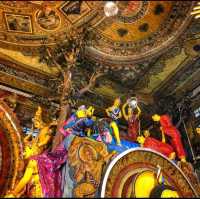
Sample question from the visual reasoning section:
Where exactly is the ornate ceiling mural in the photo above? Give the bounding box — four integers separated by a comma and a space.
0, 1, 101, 50
86, 1, 193, 66
0, 1, 198, 110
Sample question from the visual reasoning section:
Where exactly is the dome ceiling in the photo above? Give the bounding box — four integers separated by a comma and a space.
0, 1, 194, 67
0, 1, 199, 111
86, 1, 193, 66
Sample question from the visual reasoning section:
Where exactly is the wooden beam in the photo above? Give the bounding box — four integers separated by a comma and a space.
0, 71, 52, 97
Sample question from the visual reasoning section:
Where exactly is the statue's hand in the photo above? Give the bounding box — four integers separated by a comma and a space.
5, 194, 15, 198
4, 191, 16, 198
50, 120, 58, 126
181, 157, 186, 163
117, 142, 122, 146
137, 136, 145, 145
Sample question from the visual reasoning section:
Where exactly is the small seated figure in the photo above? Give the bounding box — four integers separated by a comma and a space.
105, 97, 122, 145
59, 105, 87, 137
59, 106, 95, 138
122, 97, 141, 141
152, 114, 186, 162
92, 118, 139, 154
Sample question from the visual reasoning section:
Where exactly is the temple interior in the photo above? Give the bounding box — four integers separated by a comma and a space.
1, 1, 200, 198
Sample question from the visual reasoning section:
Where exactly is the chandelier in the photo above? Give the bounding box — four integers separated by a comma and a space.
104, 1, 119, 17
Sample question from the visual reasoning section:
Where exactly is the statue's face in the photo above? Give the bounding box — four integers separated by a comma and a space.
86, 106, 94, 118
76, 110, 87, 118
34, 120, 41, 129
144, 130, 150, 138
152, 114, 160, 122
196, 128, 200, 135
114, 98, 121, 107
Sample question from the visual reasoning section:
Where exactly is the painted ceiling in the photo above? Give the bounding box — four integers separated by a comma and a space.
0, 1, 199, 114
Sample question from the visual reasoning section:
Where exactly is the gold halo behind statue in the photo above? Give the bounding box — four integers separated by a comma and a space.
134, 171, 157, 197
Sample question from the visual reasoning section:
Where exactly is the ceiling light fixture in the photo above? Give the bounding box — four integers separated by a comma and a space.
104, 1, 118, 17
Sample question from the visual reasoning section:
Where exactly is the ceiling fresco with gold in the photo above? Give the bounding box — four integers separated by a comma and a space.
0, 1, 198, 113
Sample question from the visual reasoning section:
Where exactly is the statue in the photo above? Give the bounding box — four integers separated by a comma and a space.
59, 106, 95, 138
122, 97, 141, 141
5, 106, 61, 198
152, 114, 186, 162
5, 132, 72, 198
91, 118, 139, 154
24, 106, 57, 153
137, 132, 176, 160
5, 144, 44, 198
105, 98, 122, 145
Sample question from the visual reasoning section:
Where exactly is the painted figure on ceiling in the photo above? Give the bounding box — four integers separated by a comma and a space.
122, 97, 141, 141
105, 97, 122, 146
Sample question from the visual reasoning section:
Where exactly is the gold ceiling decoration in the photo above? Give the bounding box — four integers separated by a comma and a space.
191, 2, 200, 19
0, 1, 198, 105
0, 1, 194, 68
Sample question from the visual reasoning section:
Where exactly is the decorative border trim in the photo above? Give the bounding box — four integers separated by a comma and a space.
100, 148, 198, 197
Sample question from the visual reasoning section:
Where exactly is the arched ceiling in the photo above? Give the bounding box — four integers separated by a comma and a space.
0, 1, 194, 67
0, 1, 199, 113
86, 1, 193, 66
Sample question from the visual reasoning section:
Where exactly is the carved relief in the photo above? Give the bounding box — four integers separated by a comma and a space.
36, 7, 61, 31
68, 136, 114, 197
117, 1, 148, 23
4, 13, 32, 33
101, 149, 198, 198
60, 1, 91, 24
86, 1, 193, 66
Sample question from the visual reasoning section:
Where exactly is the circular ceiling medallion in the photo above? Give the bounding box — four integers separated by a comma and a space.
100, 148, 198, 198
36, 9, 61, 31
117, 1, 148, 23
86, 1, 194, 67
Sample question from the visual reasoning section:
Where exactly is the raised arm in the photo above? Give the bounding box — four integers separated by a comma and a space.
136, 105, 141, 118
12, 160, 35, 196
160, 127, 166, 143
118, 110, 122, 119
38, 134, 51, 147
105, 107, 111, 117
122, 102, 128, 121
